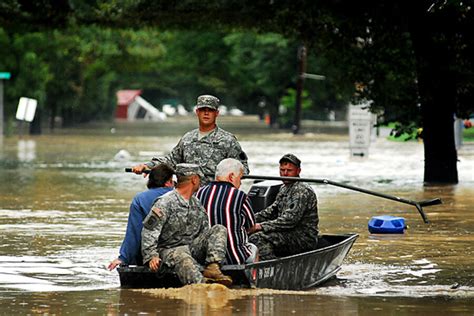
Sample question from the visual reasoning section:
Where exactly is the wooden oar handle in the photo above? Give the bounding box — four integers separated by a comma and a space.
123, 169, 438, 223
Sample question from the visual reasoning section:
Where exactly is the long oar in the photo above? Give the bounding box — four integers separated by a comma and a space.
241, 174, 440, 224
125, 168, 438, 223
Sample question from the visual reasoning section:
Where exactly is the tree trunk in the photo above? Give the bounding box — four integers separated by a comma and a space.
49, 100, 57, 131
61, 107, 74, 127
29, 107, 42, 135
409, 4, 458, 185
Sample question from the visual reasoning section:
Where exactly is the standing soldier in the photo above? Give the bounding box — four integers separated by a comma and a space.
132, 95, 249, 184
248, 154, 319, 260
141, 163, 232, 286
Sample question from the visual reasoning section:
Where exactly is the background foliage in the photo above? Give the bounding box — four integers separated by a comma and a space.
0, 0, 472, 183
0, 26, 356, 128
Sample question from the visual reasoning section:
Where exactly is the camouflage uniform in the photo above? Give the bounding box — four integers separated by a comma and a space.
147, 127, 249, 184
145, 95, 249, 184
141, 189, 227, 284
249, 181, 319, 260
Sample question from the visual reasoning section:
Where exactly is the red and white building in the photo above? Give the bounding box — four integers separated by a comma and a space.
115, 90, 166, 121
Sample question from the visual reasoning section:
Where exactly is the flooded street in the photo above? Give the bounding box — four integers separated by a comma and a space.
0, 117, 473, 314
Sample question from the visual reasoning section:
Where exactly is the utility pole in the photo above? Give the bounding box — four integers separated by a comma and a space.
292, 45, 326, 135
293, 45, 307, 135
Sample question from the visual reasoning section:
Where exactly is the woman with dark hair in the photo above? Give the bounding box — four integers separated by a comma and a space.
108, 164, 174, 270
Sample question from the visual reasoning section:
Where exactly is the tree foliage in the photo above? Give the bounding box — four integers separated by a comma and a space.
1, 0, 473, 183
1, 26, 168, 126
0, 25, 350, 127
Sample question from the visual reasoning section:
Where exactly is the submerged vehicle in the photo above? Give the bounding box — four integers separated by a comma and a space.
117, 181, 358, 290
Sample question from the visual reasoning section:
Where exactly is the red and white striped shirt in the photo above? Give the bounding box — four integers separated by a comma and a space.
197, 181, 255, 264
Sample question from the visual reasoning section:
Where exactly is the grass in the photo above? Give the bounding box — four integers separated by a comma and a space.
464, 127, 474, 141
385, 123, 474, 142
385, 123, 419, 142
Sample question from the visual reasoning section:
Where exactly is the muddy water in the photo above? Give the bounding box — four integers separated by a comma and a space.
0, 118, 473, 314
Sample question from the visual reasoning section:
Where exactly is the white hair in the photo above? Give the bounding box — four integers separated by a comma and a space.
215, 158, 243, 179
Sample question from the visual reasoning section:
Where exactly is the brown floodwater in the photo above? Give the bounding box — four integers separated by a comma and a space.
0, 117, 473, 314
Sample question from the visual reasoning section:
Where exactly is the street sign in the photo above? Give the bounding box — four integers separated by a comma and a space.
16, 97, 38, 122
349, 104, 373, 157
0, 72, 11, 80
301, 73, 326, 80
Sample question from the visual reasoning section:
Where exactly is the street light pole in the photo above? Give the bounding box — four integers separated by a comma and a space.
0, 80, 3, 137
0, 72, 12, 137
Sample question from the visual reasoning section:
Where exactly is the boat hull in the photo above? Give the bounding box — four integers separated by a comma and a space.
118, 233, 358, 290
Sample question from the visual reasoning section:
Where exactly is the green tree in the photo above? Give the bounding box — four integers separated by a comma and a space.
223, 32, 296, 123
54, 26, 167, 126
1, 26, 168, 128
279, 88, 312, 127
316, 1, 472, 184
4, 31, 53, 133
148, 31, 232, 107
1, 0, 472, 184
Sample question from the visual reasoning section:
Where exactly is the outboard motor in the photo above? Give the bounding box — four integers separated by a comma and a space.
247, 180, 282, 212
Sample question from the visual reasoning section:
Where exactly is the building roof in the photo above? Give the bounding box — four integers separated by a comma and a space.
116, 90, 142, 106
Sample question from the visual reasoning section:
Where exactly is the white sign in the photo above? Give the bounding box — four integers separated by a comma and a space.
349, 105, 372, 121
16, 97, 37, 122
454, 118, 463, 150
349, 104, 373, 157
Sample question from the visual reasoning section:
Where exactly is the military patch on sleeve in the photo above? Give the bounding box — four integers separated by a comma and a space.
143, 212, 159, 229
152, 207, 164, 218
239, 151, 248, 160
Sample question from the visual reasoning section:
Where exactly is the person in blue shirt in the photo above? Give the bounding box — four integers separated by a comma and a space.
108, 163, 174, 270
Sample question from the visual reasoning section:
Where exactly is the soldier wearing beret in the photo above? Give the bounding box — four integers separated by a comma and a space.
248, 154, 319, 260
141, 163, 232, 286
132, 95, 249, 185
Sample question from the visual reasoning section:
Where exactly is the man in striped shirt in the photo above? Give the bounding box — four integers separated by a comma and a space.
196, 158, 257, 265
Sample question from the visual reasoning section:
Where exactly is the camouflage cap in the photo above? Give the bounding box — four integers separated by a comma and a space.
175, 163, 205, 179
196, 95, 220, 110
279, 153, 301, 167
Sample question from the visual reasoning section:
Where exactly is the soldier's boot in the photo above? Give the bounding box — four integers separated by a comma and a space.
202, 263, 232, 287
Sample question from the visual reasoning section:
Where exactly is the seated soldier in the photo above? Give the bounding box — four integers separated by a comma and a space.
108, 164, 174, 270
141, 163, 232, 286
248, 154, 319, 260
